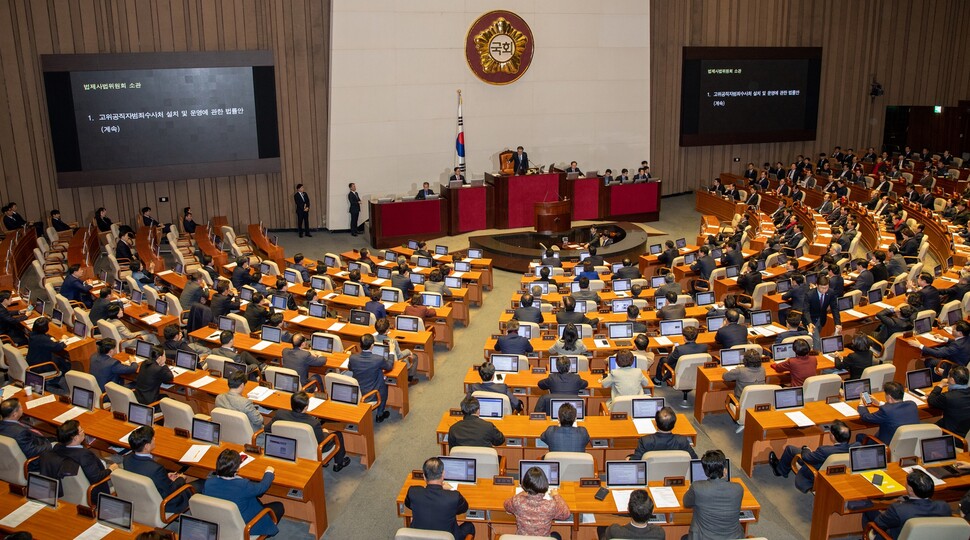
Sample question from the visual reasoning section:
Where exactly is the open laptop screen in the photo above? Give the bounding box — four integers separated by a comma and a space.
842, 379, 871, 401
476, 397, 504, 419
774, 387, 804, 410
771, 343, 796, 361
439, 456, 477, 483
914, 316, 933, 334
605, 460, 647, 488
612, 298, 633, 313
659, 320, 683, 336
310, 334, 333, 353
550, 398, 584, 420
135, 340, 154, 360
330, 382, 359, 405
850, 444, 887, 473
191, 418, 221, 445
72, 386, 95, 410
719, 348, 743, 367
422, 293, 442, 308
750, 310, 771, 326
261, 325, 282, 343
821, 335, 843, 354
707, 316, 725, 332
27, 473, 59, 508
349, 309, 371, 326
396, 316, 419, 332
274, 372, 300, 394
906, 368, 933, 391
612, 279, 631, 292
491, 354, 519, 373
97, 493, 133, 530
921, 435, 957, 464
519, 460, 560, 486
176, 350, 198, 370
264, 434, 298, 462
468, 248, 483, 259
631, 398, 665, 419
690, 458, 730, 482
308, 302, 327, 318
608, 323, 634, 339
128, 402, 154, 427
695, 291, 715, 306
218, 316, 235, 332
179, 515, 219, 540
25, 371, 45, 396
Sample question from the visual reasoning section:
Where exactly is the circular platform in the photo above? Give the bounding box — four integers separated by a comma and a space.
469, 222, 648, 272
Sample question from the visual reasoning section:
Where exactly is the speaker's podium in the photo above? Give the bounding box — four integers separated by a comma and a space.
486, 151, 566, 230
534, 200, 571, 235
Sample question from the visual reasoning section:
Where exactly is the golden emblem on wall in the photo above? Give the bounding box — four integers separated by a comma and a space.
465, 11, 534, 85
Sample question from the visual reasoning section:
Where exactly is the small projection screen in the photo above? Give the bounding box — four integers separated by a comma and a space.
42, 51, 280, 187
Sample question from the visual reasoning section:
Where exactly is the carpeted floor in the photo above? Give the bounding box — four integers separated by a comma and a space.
36, 194, 860, 539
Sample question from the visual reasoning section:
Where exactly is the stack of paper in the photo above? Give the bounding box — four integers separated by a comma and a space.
902, 393, 926, 407
141, 313, 164, 325
53, 407, 88, 424
903, 465, 945, 486
843, 309, 865, 318
308, 396, 326, 411
452, 272, 465, 278
291, 314, 309, 324
73, 522, 114, 540
372, 278, 387, 286
654, 336, 673, 347
251, 341, 273, 351
328, 322, 346, 332
1, 385, 20, 400
25, 395, 56, 409
595, 339, 611, 349
633, 418, 657, 435
829, 402, 859, 417
0, 501, 46, 528
188, 375, 217, 389
247, 386, 274, 402
179, 444, 210, 463
784, 411, 815, 427
648, 486, 680, 508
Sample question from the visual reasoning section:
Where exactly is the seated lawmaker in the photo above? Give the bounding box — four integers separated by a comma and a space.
0, 398, 52, 466
683, 450, 744, 540
405, 457, 476, 539
448, 167, 466, 184
513, 293, 543, 324
539, 402, 590, 452
769, 419, 855, 492
927, 365, 970, 437
415, 182, 435, 200
629, 406, 697, 460
447, 396, 505, 450
861, 470, 951, 538
495, 321, 533, 355
267, 391, 351, 472
556, 296, 599, 327
469, 362, 522, 413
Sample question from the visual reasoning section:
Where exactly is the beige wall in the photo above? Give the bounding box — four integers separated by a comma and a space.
328, 0, 651, 229
650, 0, 970, 196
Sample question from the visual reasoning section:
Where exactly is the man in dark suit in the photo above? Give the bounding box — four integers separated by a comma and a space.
683, 449, 744, 540
626, 305, 648, 334
655, 273, 682, 299
658, 291, 687, 320
282, 335, 326, 388
405, 457, 476, 539
769, 420, 855, 492
540, 249, 561, 267
555, 296, 599, 327
774, 311, 809, 345
134, 346, 172, 406
123, 426, 200, 513
448, 167, 466, 184
49, 209, 71, 232
690, 246, 716, 282
927, 365, 970, 436
658, 240, 678, 268
213, 331, 262, 373
941, 275, 970, 304
857, 381, 920, 443
1, 203, 27, 230
512, 146, 528, 175
920, 321, 970, 377
874, 304, 915, 343
495, 321, 534, 355
714, 309, 748, 349
539, 402, 590, 452
805, 276, 841, 350
722, 183, 740, 201
415, 182, 435, 200
538, 356, 589, 399
653, 326, 708, 384
744, 185, 761, 207
115, 231, 135, 261
720, 242, 743, 270
348, 334, 394, 422
293, 183, 311, 237
90, 337, 137, 391
348, 182, 362, 236
61, 264, 94, 308
615, 258, 641, 280
0, 398, 52, 468
390, 264, 414, 300
210, 280, 241, 319
39, 419, 116, 501
512, 294, 543, 324
913, 272, 942, 314
629, 407, 697, 459
469, 362, 522, 412
737, 260, 762, 297
862, 470, 951, 538
447, 396, 505, 449
852, 259, 875, 295
0, 290, 28, 345
267, 391, 351, 471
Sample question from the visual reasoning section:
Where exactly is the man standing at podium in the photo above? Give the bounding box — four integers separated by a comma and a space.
293, 184, 311, 238
348, 183, 362, 236
513, 146, 529, 175
449, 167, 466, 185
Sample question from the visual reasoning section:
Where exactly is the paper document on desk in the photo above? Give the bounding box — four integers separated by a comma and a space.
188, 375, 217, 388
873, 302, 893, 310
595, 339, 610, 349
903, 393, 926, 407
654, 336, 673, 347
648, 486, 680, 508
784, 411, 815, 427
291, 314, 308, 324
722, 365, 740, 372
238, 452, 257, 469
339, 358, 350, 369
1, 385, 19, 400
859, 470, 904, 494
141, 314, 163, 325
119, 429, 137, 445
920, 332, 946, 343
157, 270, 173, 276
451, 272, 465, 278
247, 386, 274, 402
180, 444, 210, 463
73, 522, 114, 540
798, 257, 814, 263
328, 322, 346, 332
0, 501, 45, 528
843, 309, 865, 318
25, 395, 56, 409
829, 402, 859, 417
382, 302, 395, 309
904, 465, 945, 486
206, 331, 221, 340
251, 340, 273, 351
372, 278, 387, 286
307, 396, 325, 412
633, 418, 657, 435
324, 293, 339, 300
62, 336, 82, 345
53, 406, 88, 424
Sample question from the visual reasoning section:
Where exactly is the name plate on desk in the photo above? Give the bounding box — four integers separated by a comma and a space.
77, 505, 95, 518
530, 413, 546, 420
244, 444, 262, 455
754, 403, 771, 412
591, 368, 605, 375
493, 476, 514, 486
531, 367, 547, 374
8, 484, 25, 496
664, 477, 685, 487
897, 456, 918, 468
704, 361, 718, 368
825, 396, 841, 404
113, 411, 127, 422
826, 465, 847, 475
580, 478, 601, 487
491, 334, 502, 340
610, 412, 628, 420
542, 335, 556, 341
59, 395, 70, 404
504, 309, 514, 314
450, 408, 463, 417
411, 470, 424, 480
174, 428, 189, 438
506, 437, 522, 447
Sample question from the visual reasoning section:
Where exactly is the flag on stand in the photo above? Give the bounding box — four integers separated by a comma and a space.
456, 90, 465, 173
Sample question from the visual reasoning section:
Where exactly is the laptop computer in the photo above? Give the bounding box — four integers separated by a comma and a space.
330, 381, 359, 405
72, 386, 95, 410
310, 276, 329, 290
914, 316, 933, 335
659, 320, 683, 336
837, 296, 854, 312
906, 368, 934, 396
179, 515, 219, 540
349, 309, 371, 326
376, 267, 393, 280
850, 444, 887, 473
707, 316, 726, 332
396, 316, 420, 332
711, 248, 723, 260
154, 299, 168, 315
174, 350, 198, 373
311, 334, 334, 353
191, 418, 221, 445
719, 348, 743, 368
97, 493, 133, 531
416, 257, 432, 268
921, 435, 967, 478
725, 266, 739, 279
684, 253, 697, 265
947, 308, 963, 326
439, 455, 478, 486
274, 372, 300, 393
51, 308, 63, 326
750, 310, 772, 327
283, 270, 299, 284
445, 276, 462, 289
134, 340, 154, 362
608, 323, 634, 340
654, 296, 668, 310
773, 387, 804, 410
422, 293, 442, 308
307, 302, 327, 318
550, 398, 585, 420
435, 245, 449, 256
605, 460, 648, 489
650, 275, 666, 288
128, 402, 154, 427
347, 261, 362, 274
519, 460, 560, 486
25, 371, 45, 396
454, 261, 471, 273
491, 354, 519, 373
771, 342, 796, 361
867, 289, 883, 304
271, 295, 288, 311
468, 248, 483, 259
342, 282, 361, 296
264, 433, 298, 462
239, 287, 254, 302
218, 316, 235, 332
631, 398, 665, 419
476, 397, 505, 419
695, 291, 715, 306
612, 298, 634, 313
821, 335, 843, 355
261, 325, 282, 344
550, 356, 579, 373
675, 238, 687, 249
842, 379, 871, 401
26, 473, 59, 508
517, 325, 532, 339
71, 320, 86, 338
409, 274, 426, 286
612, 279, 631, 292
649, 244, 662, 255
690, 458, 730, 482
776, 280, 792, 294
222, 361, 246, 379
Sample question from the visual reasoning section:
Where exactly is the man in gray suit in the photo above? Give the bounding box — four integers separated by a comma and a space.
683, 449, 744, 540
214, 371, 264, 432
658, 291, 687, 320
348, 334, 395, 423
570, 277, 601, 304
281, 335, 326, 388
540, 249, 561, 267
539, 403, 590, 452
655, 273, 681, 298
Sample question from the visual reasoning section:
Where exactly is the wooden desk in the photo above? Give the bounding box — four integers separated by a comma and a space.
396, 476, 759, 540
248, 224, 284, 271
810, 455, 970, 540
368, 198, 447, 249
695, 189, 746, 223
195, 225, 227, 269
0, 483, 153, 538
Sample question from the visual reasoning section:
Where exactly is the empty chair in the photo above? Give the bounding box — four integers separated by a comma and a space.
726, 384, 782, 433
802, 374, 843, 402
311, 331, 344, 353
112, 468, 193, 527
210, 407, 263, 446
105, 382, 143, 412
866, 516, 970, 540
227, 313, 251, 335
261, 260, 281, 276
543, 452, 594, 481
661, 353, 711, 408
61, 471, 103, 507
323, 252, 343, 268
861, 364, 896, 392
264, 366, 309, 391
65, 371, 105, 409
642, 450, 692, 482
159, 398, 208, 433
325, 372, 380, 410
202, 354, 234, 376
882, 424, 943, 462
449, 446, 504, 478
72, 308, 97, 338
269, 420, 340, 464
189, 493, 279, 539
4, 343, 59, 384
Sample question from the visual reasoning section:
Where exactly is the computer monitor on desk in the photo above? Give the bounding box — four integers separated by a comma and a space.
659, 320, 683, 336
551, 356, 579, 373
128, 402, 154, 427
439, 456, 477, 486
191, 418, 221, 445
608, 323, 633, 340
631, 398, 665, 419
491, 354, 519, 374
842, 379, 871, 401
707, 316, 725, 332
179, 515, 219, 540
97, 493, 133, 531
264, 434, 298, 462
773, 387, 804, 410
605, 461, 647, 488
519, 460, 560, 486
550, 399, 584, 420
27, 473, 59, 508
476, 397, 505, 419
719, 348, 743, 367
921, 435, 957, 465
850, 444, 887, 473
821, 335, 843, 354
330, 381, 359, 405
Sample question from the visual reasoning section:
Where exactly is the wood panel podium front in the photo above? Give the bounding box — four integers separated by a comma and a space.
534, 200, 571, 234
485, 172, 563, 229
441, 182, 494, 235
